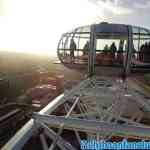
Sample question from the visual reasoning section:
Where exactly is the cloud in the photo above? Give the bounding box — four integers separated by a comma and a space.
97, 0, 133, 15
133, 1, 150, 9
117, 0, 150, 10
88, 0, 150, 29
89, 0, 150, 15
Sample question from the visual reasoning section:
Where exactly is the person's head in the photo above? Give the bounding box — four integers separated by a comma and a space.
104, 44, 108, 48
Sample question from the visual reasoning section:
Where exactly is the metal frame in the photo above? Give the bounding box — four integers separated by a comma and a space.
3, 23, 150, 150
2, 94, 64, 150
3, 75, 150, 150
33, 113, 150, 139
88, 25, 96, 77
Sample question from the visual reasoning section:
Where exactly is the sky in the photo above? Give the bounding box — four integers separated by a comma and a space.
89, 0, 150, 27
0, 0, 149, 55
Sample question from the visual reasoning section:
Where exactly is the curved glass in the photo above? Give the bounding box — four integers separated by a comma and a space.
57, 24, 129, 76
131, 26, 150, 72
57, 23, 150, 76
57, 26, 90, 70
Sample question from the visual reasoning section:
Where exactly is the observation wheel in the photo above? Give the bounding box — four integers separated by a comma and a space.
3, 22, 150, 150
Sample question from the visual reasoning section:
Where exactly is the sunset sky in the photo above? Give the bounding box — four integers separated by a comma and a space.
0, 0, 149, 55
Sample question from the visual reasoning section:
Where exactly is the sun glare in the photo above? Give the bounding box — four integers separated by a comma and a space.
0, 0, 101, 55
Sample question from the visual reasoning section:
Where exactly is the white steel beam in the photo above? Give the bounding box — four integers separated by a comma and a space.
2, 94, 64, 150
33, 113, 150, 139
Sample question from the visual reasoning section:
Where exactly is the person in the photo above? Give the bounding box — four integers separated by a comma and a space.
144, 42, 149, 53
140, 44, 145, 52
118, 40, 124, 52
104, 44, 109, 52
144, 42, 150, 62
131, 44, 137, 65
148, 42, 150, 53
110, 42, 117, 53
132, 44, 136, 54
70, 39, 76, 62
83, 41, 90, 55
139, 44, 145, 61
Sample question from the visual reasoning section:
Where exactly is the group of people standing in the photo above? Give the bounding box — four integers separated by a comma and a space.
139, 42, 150, 62
70, 38, 119, 58
140, 42, 150, 53
104, 42, 117, 53
70, 39, 90, 58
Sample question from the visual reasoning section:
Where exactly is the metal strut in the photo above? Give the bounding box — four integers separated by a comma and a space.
3, 76, 150, 150
33, 113, 150, 139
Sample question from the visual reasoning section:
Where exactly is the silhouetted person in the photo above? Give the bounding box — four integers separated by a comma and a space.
70, 39, 76, 62
83, 41, 89, 55
130, 45, 137, 66
144, 42, 150, 62
110, 42, 117, 53
140, 44, 144, 52
139, 44, 145, 61
104, 44, 109, 51
148, 42, 150, 53
144, 42, 149, 53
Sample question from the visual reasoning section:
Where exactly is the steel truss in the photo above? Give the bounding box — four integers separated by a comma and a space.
2, 76, 150, 150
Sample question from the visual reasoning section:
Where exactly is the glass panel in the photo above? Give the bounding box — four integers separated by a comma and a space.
76, 34, 90, 62
79, 33, 90, 38
131, 32, 150, 69
133, 34, 139, 40
132, 26, 139, 34
131, 27, 150, 71
140, 28, 149, 34
58, 39, 63, 49
81, 26, 90, 33
75, 26, 90, 33
78, 38, 89, 50
58, 29, 88, 82
58, 31, 90, 66
133, 39, 139, 51
140, 35, 150, 39
64, 37, 71, 49
96, 39, 120, 51
75, 28, 82, 33
95, 33, 128, 74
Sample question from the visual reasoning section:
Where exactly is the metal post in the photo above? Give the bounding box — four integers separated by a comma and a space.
88, 25, 96, 77
49, 97, 79, 150
40, 122, 77, 150
125, 25, 133, 76
40, 134, 49, 150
